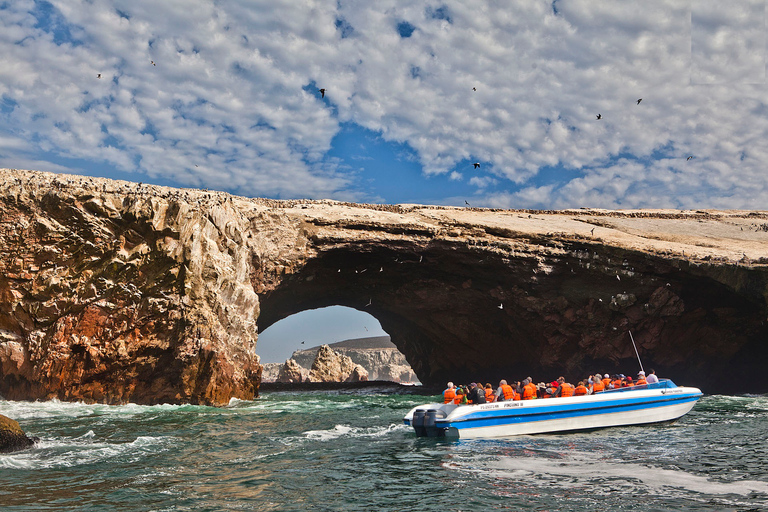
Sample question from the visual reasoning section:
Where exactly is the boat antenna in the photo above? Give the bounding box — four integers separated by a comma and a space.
628, 331, 644, 374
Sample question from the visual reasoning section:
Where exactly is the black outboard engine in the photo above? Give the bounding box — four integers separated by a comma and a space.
424, 409, 447, 437
412, 409, 427, 437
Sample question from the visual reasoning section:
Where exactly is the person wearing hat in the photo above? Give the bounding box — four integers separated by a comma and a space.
646, 369, 659, 384
635, 371, 648, 386
467, 382, 487, 404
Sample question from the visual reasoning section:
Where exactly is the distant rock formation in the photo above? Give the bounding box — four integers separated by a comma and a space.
2, 168, 768, 404
263, 336, 417, 384
275, 359, 307, 384
0, 414, 36, 453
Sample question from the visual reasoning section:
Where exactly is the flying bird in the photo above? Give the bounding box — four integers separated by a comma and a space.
97, 73, 102, 79
473, 162, 480, 169
636, 98, 642, 105
498, 303, 504, 310
686, 156, 695, 161
596, 114, 602, 120
472, 87, 477, 91
301, 341, 305, 344
151, 60, 156, 66
365, 298, 372, 307
319, 88, 326, 98
465, 200, 470, 206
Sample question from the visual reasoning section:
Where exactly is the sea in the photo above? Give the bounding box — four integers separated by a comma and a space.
1, 390, 767, 511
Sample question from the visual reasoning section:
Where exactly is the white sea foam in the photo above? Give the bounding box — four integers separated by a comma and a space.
459, 450, 768, 497
302, 422, 406, 442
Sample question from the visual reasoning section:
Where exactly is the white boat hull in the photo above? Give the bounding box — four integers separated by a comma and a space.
404, 380, 702, 439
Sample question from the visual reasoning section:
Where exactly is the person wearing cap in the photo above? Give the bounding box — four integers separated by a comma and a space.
443, 382, 456, 404
467, 382, 487, 404
553, 376, 574, 397
645, 369, 659, 384
522, 378, 538, 400
601, 373, 613, 389
484, 383, 496, 402
635, 371, 648, 386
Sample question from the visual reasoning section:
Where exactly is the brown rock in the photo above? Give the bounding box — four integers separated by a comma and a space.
0, 414, 36, 453
276, 359, 306, 383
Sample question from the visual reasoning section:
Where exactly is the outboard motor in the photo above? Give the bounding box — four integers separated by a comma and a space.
424, 409, 447, 437
412, 409, 427, 437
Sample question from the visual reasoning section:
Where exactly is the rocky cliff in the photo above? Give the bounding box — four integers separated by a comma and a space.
1, 168, 767, 403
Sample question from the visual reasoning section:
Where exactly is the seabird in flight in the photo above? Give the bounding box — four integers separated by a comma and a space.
473, 162, 480, 169
319, 88, 326, 98
636, 98, 642, 105
686, 156, 695, 161
596, 114, 602, 120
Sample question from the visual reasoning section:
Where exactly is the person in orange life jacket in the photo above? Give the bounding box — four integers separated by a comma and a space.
554, 377, 575, 397
522, 378, 538, 400
574, 380, 589, 395
602, 373, 613, 389
635, 371, 648, 386
611, 374, 623, 389
484, 383, 496, 402
625, 376, 634, 386
592, 375, 605, 393
453, 386, 468, 405
443, 382, 456, 404
495, 379, 517, 401
645, 369, 659, 384
467, 382, 486, 404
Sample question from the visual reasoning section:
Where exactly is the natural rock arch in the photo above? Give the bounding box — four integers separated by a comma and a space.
1, 169, 767, 405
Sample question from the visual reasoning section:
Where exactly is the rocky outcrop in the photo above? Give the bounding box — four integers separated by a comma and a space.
308, 345, 361, 383
282, 336, 418, 383
0, 414, 36, 453
275, 359, 307, 384
1, 168, 768, 402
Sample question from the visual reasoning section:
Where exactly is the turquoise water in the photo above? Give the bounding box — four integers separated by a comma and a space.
1, 391, 767, 511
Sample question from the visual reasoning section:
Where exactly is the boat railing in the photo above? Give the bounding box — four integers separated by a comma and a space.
599, 378, 676, 393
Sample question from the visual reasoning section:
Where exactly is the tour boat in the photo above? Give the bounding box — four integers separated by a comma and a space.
403, 379, 702, 439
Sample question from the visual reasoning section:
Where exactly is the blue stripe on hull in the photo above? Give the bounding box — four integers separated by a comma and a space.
437, 394, 701, 431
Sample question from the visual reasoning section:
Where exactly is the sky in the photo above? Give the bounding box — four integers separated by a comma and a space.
2, 1, 766, 361
1, 0, 767, 210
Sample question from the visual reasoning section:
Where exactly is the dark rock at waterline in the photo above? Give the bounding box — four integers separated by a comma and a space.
0, 414, 37, 454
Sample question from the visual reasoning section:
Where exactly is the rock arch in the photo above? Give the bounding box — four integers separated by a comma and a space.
1, 169, 767, 405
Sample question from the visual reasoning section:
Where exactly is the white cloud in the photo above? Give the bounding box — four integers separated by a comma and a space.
0, 1, 767, 208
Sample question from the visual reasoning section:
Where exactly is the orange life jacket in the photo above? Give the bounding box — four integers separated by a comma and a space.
602, 377, 612, 388
522, 383, 537, 400
444, 388, 456, 404
612, 379, 622, 389
453, 393, 465, 405
592, 380, 605, 393
574, 385, 588, 396
635, 378, 647, 386
501, 384, 516, 401
559, 383, 575, 397
485, 388, 495, 402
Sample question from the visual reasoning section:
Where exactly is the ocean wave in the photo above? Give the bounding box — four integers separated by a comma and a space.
302, 422, 408, 442
0, 432, 175, 470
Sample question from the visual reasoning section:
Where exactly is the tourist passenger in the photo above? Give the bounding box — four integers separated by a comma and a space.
554, 377, 574, 397
635, 371, 648, 386
484, 383, 496, 402
611, 375, 623, 389
522, 378, 538, 400
592, 375, 605, 393
602, 374, 612, 389
443, 382, 456, 404
574, 381, 588, 395
468, 382, 487, 404
454, 386, 468, 405
496, 379, 517, 401
645, 369, 659, 384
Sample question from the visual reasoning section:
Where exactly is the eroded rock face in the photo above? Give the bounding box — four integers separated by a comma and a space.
276, 359, 307, 383
2, 168, 768, 402
309, 345, 358, 383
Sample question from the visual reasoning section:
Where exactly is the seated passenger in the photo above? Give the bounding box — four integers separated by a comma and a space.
467, 382, 486, 404
574, 381, 588, 395
645, 369, 659, 384
495, 379, 518, 401
484, 383, 496, 402
522, 378, 537, 400
443, 382, 456, 404
635, 371, 647, 386
453, 387, 468, 405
